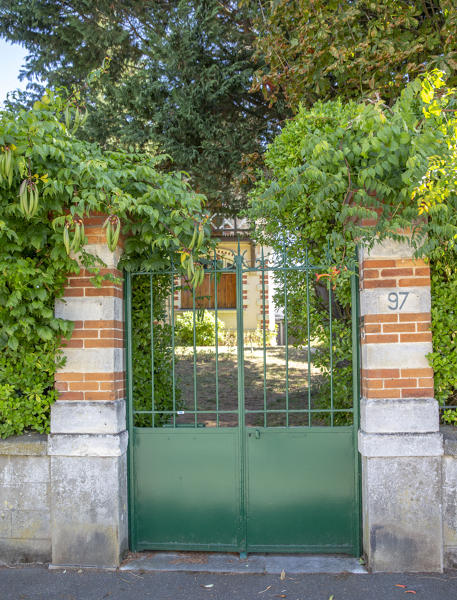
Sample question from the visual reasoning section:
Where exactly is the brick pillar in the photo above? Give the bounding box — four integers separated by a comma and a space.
48, 215, 128, 568
358, 239, 443, 572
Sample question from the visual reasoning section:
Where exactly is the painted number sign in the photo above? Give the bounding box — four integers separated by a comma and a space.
387, 291, 409, 311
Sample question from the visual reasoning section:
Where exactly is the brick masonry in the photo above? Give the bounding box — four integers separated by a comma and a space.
49, 214, 128, 568
54, 371, 126, 402
361, 258, 431, 289
358, 240, 443, 573
64, 269, 123, 299
360, 255, 434, 402
256, 270, 270, 327
55, 215, 125, 402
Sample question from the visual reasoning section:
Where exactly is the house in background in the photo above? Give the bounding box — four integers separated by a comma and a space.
172, 215, 276, 340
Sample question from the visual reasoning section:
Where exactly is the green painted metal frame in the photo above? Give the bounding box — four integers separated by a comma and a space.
125, 245, 361, 555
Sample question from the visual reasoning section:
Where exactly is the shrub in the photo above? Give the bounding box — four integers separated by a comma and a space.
131, 275, 181, 427
244, 326, 277, 347
248, 71, 457, 425
0, 345, 65, 438
223, 326, 277, 348
427, 251, 457, 413
175, 310, 225, 346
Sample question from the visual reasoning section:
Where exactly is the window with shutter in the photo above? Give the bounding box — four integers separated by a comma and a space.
181, 273, 236, 309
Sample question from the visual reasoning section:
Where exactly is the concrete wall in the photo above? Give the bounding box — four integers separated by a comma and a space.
2, 425, 457, 569
442, 426, 457, 569
0, 434, 51, 564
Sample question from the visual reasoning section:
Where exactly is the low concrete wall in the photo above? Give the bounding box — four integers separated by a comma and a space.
1, 424, 457, 570
0, 434, 51, 564
442, 426, 457, 569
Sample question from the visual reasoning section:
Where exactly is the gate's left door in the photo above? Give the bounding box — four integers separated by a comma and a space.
126, 268, 242, 552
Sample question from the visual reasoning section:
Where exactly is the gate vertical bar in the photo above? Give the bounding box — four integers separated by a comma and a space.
305, 249, 312, 426
236, 241, 247, 554
171, 266, 176, 428
261, 248, 267, 427
192, 283, 197, 427
125, 271, 136, 551
283, 244, 289, 427
150, 276, 155, 427
214, 250, 220, 427
351, 264, 361, 556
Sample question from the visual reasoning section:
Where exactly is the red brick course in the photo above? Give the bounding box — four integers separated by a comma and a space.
361, 313, 431, 345
61, 320, 124, 350
55, 371, 126, 401
64, 268, 123, 299
361, 367, 434, 399
361, 259, 430, 289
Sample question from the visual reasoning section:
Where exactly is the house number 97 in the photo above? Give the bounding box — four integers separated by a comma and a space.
387, 291, 409, 311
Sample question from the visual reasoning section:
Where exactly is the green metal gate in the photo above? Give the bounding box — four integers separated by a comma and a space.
125, 246, 361, 555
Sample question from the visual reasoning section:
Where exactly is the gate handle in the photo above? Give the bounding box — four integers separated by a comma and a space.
248, 429, 261, 439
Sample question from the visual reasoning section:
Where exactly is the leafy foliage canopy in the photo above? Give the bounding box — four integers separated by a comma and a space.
0, 90, 208, 438
249, 72, 457, 416
250, 1, 457, 108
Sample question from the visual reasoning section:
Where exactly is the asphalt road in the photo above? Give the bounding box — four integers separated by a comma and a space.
1, 567, 457, 600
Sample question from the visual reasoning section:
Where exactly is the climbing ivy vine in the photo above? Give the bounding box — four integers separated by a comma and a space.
249, 71, 457, 418
0, 86, 210, 438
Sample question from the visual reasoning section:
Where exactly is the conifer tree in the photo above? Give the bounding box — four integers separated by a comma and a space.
0, 0, 287, 213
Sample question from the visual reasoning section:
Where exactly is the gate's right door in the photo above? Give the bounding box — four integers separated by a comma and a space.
246, 427, 357, 553
241, 252, 360, 555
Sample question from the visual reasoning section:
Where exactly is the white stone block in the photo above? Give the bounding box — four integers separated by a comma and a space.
11, 510, 50, 540
0, 456, 49, 485
0, 434, 47, 456
55, 296, 123, 322
359, 239, 415, 260
362, 455, 443, 572
359, 431, 443, 457
0, 539, 51, 564
361, 342, 432, 370
48, 431, 128, 458
51, 400, 126, 435
360, 287, 431, 315
50, 453, 127, 567
361, 398, 439, 434
76, 243, 122, 269
0, 483, 50, 511
59, 347, 124, 373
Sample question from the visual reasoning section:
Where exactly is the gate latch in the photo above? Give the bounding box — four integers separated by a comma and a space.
248, 429, 261, 439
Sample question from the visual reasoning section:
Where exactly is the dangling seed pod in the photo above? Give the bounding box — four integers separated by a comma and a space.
103, 215, 121, 252
70, 217, 85, 253
72, 107, 81, 134
1, 146, 14, 186
64, 105, 71, 130
18, 180, 39, 219
63, 222, 71, 254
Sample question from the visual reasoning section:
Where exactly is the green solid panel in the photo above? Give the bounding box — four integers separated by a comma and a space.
133, 429, 241, 550
246, 427, 356, 552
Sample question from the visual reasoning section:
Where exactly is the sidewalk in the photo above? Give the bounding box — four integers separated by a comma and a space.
1, 565, 456, 600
